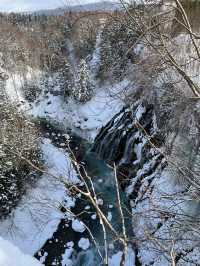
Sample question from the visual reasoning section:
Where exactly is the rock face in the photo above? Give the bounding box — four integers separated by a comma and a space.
92, 84, 200, 265
93, 100, 164, 185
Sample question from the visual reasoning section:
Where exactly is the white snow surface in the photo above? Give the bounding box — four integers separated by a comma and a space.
61, 247, 73, 266
78, 238, 90, 251
89, 26, 103, 75
5, 67, 130, 142
27, 79, 129, 141
0, 138, 78, 255
0, 237, 42, 266
72, 219, 85, 233
5, 68, 42, 103
108, 246, 135, 266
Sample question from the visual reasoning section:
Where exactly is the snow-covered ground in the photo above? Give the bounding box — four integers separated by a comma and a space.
28, 79, 129, 141
5, 70, 129, 141
2, 47, 133, 265
0, 237, 42, 266
0, 139, 78, 257
5, 68, 42, 103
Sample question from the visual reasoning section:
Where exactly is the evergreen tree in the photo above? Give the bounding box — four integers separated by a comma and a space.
73, 59, 94, 103
97, 15, 138, 81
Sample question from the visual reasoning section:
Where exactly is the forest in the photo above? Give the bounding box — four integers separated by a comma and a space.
0, 0, 200, 265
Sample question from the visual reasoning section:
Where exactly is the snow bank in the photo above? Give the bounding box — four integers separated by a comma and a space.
78, 238, 90, 250
5, 64, 130, 142
5, 68, 42, 103
72, 219, 85, 233
28, 79, 129, 141
61, 246, 73, 266
108, 246, 135, 266
0, 237, 42, 266
0, 139, 78, 255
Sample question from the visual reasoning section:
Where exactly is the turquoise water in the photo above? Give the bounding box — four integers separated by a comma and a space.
72, 150, 132, 265
36, 119, 132, 265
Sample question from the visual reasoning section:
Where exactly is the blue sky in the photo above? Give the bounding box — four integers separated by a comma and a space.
0, 0, 111, 12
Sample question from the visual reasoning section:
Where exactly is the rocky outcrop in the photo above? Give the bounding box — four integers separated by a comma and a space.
93, 100, 164, 185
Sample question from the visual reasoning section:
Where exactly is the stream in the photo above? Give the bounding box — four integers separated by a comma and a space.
35, 119, 133, 266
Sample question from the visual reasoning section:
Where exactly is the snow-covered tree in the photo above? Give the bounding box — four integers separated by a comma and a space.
73, 59, 94, 103
0, 52, 8, 81
0, 103, 42, 217
59, 60, 74, 98
97, 14, 138, 81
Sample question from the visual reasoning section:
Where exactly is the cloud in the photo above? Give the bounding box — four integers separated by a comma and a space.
0, 0, 112, 12
0, 0, 65, 12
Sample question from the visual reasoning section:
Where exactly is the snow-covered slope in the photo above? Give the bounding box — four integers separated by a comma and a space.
0, 237, 42, 266
5, 68, 130, 141
0, 139, 78, 256
29, 81, 129, 141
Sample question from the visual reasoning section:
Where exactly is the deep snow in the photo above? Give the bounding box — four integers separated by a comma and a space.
2, 68, 133, 265
0, 139, 78, 257
0, 237, 42, 266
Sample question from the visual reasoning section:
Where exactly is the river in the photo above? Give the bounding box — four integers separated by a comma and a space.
34, 119, 133, 266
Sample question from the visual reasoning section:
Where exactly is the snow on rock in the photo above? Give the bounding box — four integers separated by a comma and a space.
97, 198, 104, 206
66, 241, 74, 248
61, 246, 74, 266
78, 238, 90, 250
72, 219, 85, 233
91, 213, 97, 220
108, 246, 135, 266
107, 211, 112, 222
60, 242, 75, 266
135, 104, 146, 121
0, 139, 78, 255
38, 252, 48, 264
0, 237, 42, 266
